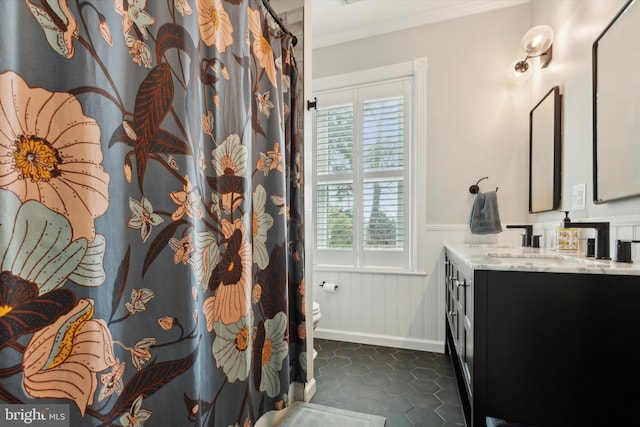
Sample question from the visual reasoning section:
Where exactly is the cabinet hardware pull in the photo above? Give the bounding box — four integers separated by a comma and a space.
456, 279, 465, 288
448, 311, 457, 317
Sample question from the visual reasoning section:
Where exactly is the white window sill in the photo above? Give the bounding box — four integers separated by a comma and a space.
313, 264, 427, 277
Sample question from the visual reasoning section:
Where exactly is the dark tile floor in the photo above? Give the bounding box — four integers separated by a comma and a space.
310, 339, 465, 427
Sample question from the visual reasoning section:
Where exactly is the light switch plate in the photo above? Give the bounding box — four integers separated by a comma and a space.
572, 183, 586, 210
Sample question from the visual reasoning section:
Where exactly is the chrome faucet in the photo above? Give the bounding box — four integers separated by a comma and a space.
569, 222, 610, 259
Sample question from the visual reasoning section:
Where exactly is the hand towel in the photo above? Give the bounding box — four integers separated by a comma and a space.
469, 191, 503, 234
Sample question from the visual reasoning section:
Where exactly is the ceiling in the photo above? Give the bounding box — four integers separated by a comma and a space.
311, 0, 528, 48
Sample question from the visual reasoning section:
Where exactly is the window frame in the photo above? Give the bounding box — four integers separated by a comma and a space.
312, 58, 428, 272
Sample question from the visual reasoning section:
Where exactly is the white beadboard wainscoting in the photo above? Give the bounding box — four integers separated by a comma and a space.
312, 225, 472, 353
311, 216, 640, 353
312, 268, 437, 352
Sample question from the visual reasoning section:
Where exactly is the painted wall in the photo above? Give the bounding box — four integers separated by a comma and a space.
311, 4, 532, 351
314, 4, 532, 226
311, 0, 640, 352
527, 0, 634, 224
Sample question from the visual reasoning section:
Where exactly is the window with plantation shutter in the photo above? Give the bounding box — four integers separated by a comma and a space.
363, 97, 405, 250
313, 78, 412, 269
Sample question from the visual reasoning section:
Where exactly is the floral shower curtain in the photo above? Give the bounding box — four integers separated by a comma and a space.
0, 0, 306, 425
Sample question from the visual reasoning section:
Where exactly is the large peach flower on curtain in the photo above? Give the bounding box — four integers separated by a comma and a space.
22, 298, 117, 416
196, 0, 234, 52
0, 71, 109, 242
205, 219, 252, 325
247, 6, 277, 87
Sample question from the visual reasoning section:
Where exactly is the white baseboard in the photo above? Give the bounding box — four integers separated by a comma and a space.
314, 328, 445, 353
304, 378, 316, 402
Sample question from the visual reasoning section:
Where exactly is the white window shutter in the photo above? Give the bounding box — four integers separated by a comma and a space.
314, 78, 412, 269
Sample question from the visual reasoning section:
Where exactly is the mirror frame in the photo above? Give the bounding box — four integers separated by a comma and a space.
529, 86, 562, 213
592, 0, 640, 203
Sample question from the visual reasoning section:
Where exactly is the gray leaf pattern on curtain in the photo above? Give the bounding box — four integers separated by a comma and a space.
0, 0, 305, 425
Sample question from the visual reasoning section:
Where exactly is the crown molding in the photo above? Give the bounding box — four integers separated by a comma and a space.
313, 0, 529, 49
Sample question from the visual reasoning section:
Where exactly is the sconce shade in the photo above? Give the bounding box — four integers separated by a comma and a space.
521, 25, 554, 57
507, 24, 554, 84
507, 59, 532, 84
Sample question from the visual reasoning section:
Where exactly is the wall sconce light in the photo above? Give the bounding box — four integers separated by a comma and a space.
507, 25, 554, 84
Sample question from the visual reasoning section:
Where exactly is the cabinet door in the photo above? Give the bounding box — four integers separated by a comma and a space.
452, 267, 466, 370
461, 276, 473, 392
445, 258, 459, 341
484, 270, 640, 426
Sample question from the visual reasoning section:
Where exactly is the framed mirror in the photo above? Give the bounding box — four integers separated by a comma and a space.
593, 0, 640, 203
529, 86, 562, 213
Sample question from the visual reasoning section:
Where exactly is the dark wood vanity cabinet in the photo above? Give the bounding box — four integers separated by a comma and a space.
445, 251, 640, 427
444, 256, 473, 422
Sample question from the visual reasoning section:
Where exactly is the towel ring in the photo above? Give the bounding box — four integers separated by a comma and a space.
469, 177, 498, 194
469, 177, 488, 194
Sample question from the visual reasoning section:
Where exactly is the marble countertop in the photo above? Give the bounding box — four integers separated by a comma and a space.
445, 244, 640, 277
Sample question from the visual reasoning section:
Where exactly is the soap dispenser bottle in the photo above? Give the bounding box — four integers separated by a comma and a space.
556, 211, 578, 251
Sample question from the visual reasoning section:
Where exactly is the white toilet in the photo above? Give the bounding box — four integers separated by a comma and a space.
312, 301, 321, 329
312, 301, 321, 359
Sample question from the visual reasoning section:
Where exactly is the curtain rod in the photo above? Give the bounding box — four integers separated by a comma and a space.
261, 0, 298, 47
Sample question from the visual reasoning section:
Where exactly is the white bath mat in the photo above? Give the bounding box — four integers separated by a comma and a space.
276, 402, 386, 427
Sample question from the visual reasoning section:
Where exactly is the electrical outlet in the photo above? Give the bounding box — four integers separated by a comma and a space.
572, 183, 586, 211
